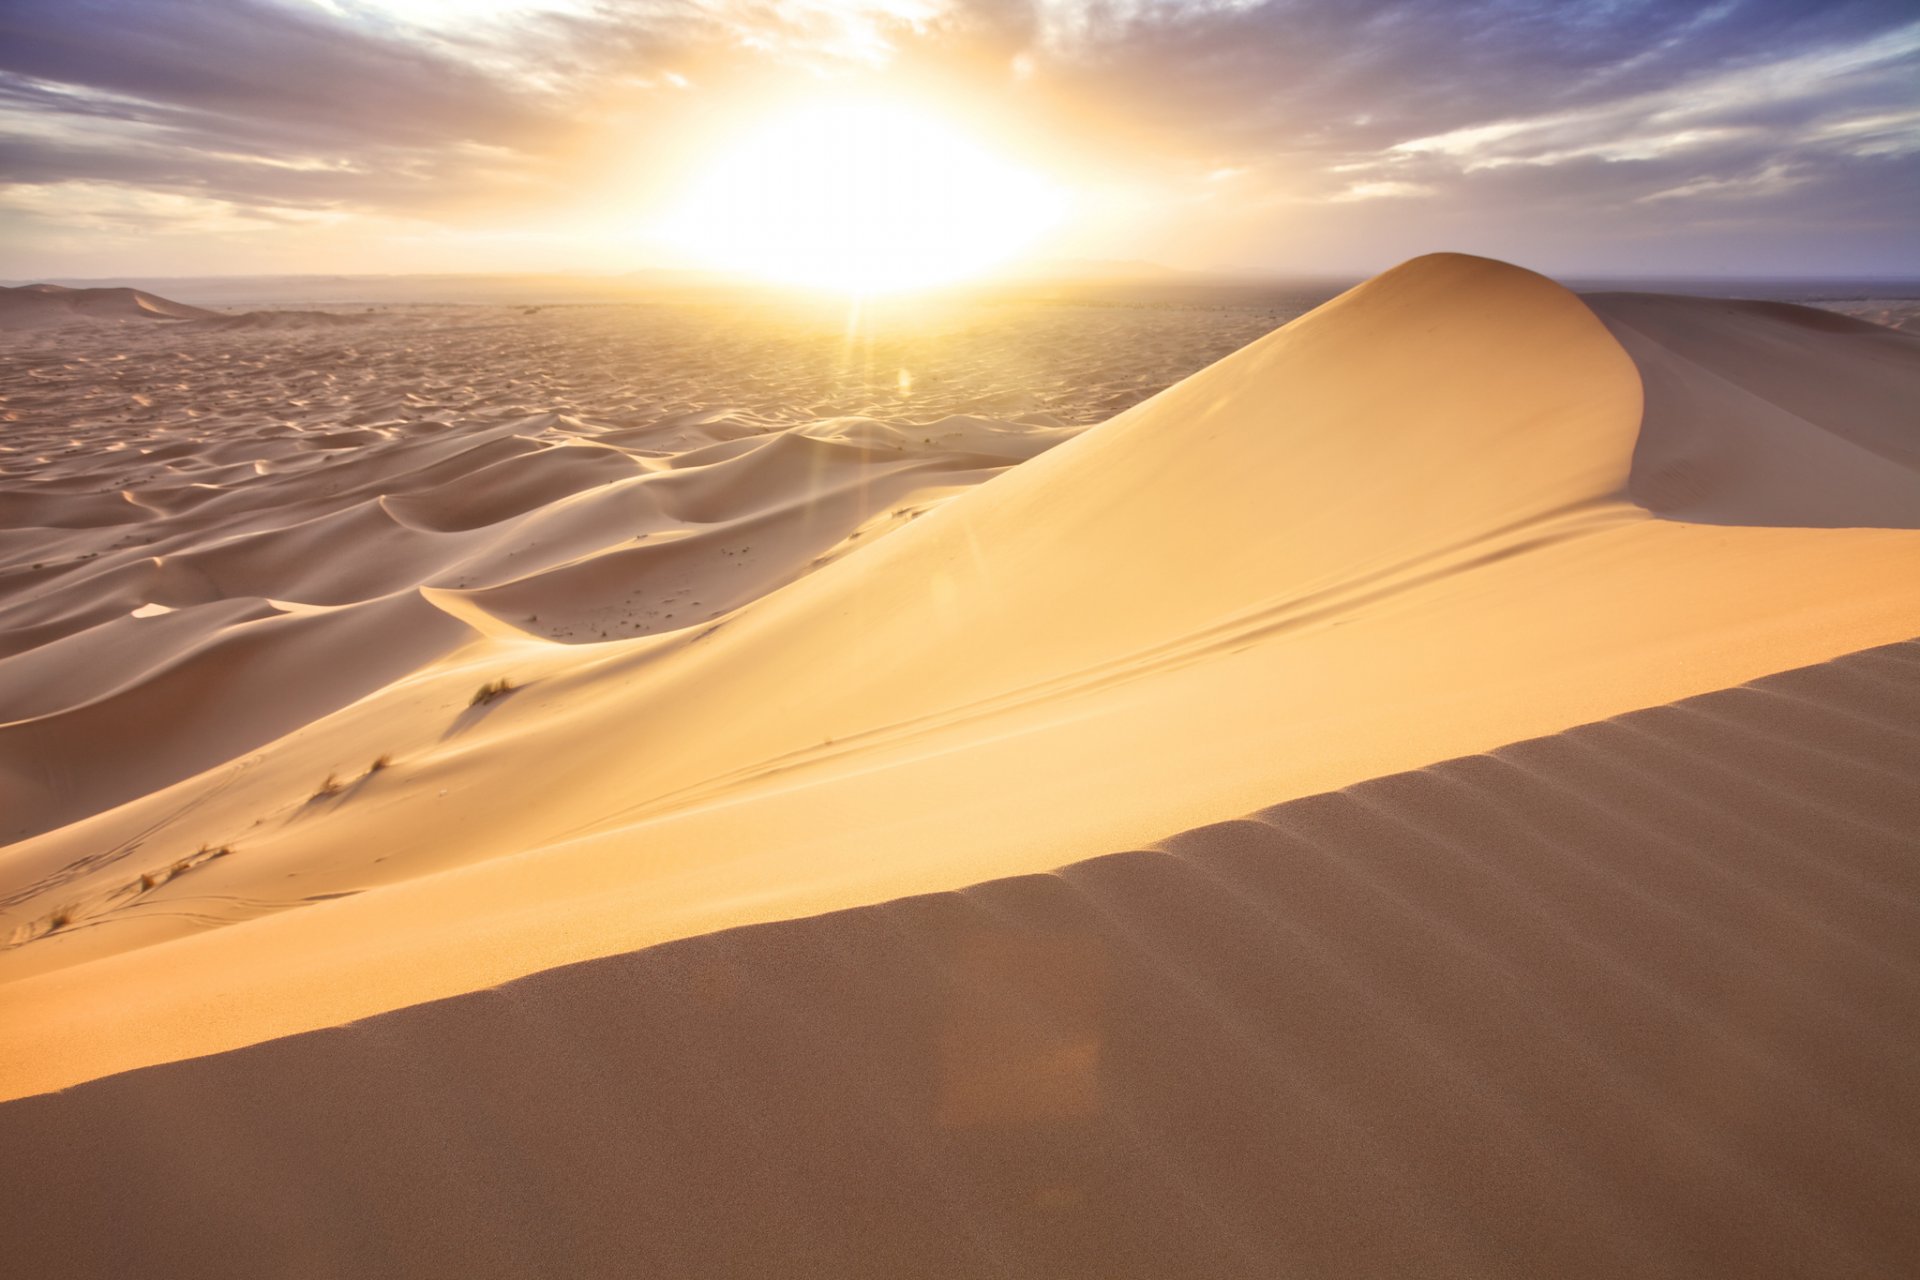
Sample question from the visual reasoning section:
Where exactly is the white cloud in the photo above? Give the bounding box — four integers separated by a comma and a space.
1635, 163, 1803, 204
1386, 18, 1920, 174
1329, 180, 1433, 202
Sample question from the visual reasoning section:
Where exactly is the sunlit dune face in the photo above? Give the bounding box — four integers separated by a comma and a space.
665, 101, 1068, 294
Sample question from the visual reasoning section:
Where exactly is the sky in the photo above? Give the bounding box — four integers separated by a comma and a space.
2, 0, 1917, 280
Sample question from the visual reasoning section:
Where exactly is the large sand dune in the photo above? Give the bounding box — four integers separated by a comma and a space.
0, 282, 219, 329
1, 254, 1917, 1273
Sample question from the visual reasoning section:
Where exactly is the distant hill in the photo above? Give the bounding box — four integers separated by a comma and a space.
0, 283, 219, 330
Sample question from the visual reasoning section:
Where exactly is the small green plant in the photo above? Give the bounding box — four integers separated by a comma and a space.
470, 677, 514, 706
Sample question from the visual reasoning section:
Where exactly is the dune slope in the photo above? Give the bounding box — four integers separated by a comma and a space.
3, 640, 1916, 1278
1, 253, 1917, 1104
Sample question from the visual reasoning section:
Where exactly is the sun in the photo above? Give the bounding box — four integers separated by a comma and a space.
663, 100, 1068, 294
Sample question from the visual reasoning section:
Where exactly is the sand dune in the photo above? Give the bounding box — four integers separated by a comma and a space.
2, 641, 1915, 1278
0, 282, 219, 329
1, 254, 1917, 1272
2, 254, 1917, 1087
0, 284, 374, 333
1, 291, 1265, 969
2, 591, 476, 841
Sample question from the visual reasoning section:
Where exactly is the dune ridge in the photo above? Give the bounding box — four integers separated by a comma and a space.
2, 638, 1915, 1277
1, 252, 1916, 1110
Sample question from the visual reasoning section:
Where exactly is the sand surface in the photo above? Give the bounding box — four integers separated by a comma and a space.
1818, 298, 1920, 333
2, 254, 1917, 1274
3, 639, 1916, 1277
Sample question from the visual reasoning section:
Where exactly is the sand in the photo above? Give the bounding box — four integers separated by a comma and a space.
2, 254, 1917, 1275
4, 640, 1917, 1277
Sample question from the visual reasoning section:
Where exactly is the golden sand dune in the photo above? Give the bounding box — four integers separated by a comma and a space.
0, 254, 1916, 1274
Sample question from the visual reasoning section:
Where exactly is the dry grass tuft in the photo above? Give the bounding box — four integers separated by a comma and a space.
140, 845, 233, 893
47, 905, 74, 930
368, 753, 393, 774
470, 677, 514, 706
313, 773, 343, 800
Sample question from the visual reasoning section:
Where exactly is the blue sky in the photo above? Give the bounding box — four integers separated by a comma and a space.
2, 0, 1916, 277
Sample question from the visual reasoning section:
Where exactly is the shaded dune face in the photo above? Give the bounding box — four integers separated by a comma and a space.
2, 642, 1915, 1280
0, 252, 1916, 1115
1591, 292, 1920, 528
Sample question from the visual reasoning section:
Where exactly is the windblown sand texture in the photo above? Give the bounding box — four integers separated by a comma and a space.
2, 254, 1917, 1277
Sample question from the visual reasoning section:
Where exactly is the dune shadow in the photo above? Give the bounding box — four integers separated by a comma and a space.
1588, 293, 1920, 529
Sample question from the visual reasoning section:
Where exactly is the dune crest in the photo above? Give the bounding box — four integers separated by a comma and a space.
2, 254, 1917, 1101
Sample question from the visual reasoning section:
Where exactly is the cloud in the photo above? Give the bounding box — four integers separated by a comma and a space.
991, 0, 1920, 268
0, 0, 554, 149
0, 0, 587, 245
1329, 180, 1433, 201
0, 0, 1915, 273
1382, 18, 1920, 171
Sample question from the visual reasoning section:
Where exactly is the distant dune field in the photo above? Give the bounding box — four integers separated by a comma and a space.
1, 255, 1917, 1277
